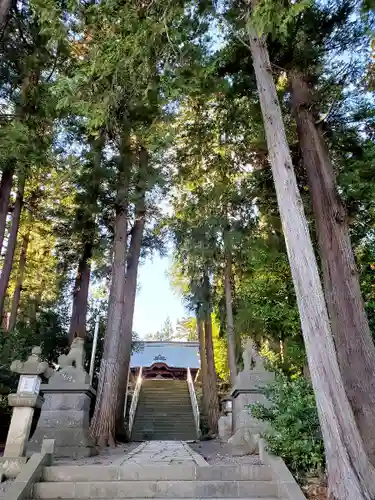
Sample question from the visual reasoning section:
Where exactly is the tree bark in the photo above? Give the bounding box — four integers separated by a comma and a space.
115, 150, 147, 437
0, 174, 25, 320
290, 71, 375, 466
8, 212, 31, 331
89, 132, 131, 447
0, 0, 12, 32
68, 241, 92, 343
247, 20, 375, 499
115, 205, 146, 436
197, 315, 208, 416
0, 166, 14, 254
224, 251, 237, 386
203, 274, 219, 434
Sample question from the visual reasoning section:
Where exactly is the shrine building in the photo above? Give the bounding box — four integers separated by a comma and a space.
130, 341, 200, 380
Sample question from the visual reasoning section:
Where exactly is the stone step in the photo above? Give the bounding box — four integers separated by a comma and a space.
141, 386, 189, 390
139, 392, 190, 395
33, 498, 282, 500
137, 402, 192, 406
135, 414, 194, 418
42, 465, 273, 482
138, 401, 192, 404
133, 380, 197, 441
133, 421, 195, 425
137, 402, 192, 405
130, 438, 198, 442
133, 416, 196, 420
133, 412, 195, 417
140, 392, 190, 395
131, 434, 198, 441
138, 398, 191, 402
33, 480, 279, 498
141, 388, 189, 392
133, 421, 195, 424
138, 405, 192, 408
135, 408, 194, 412
134, 416, 195, 420
140, 387, 189, 390
131, 421, 196, 426
131, 426, 196, 432
135, 415, 194, 419
141, 381, 189, 385
138, 398, 192, 402
136, 403, 193, 409
137, 407, 192, 410
131, 428, 197, 432
139, 399, 190, 401
131, 431, 197, 435
132, 425, 196, 431
134, 413, 193, 416
139, 393, 190, 395
136, 406, 194, 410
131, 427, 197, 434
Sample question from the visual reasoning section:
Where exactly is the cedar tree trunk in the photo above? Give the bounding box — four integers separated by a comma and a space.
0, 174, 25, 319
0, 165, 14, 254
8, 213, 31, 331
247, 19, 375, 499
291, 71, 375, 466
68, 241, 92, 343
89, 132, 131, 447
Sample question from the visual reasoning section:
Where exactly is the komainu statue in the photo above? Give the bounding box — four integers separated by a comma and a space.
58, 337, 85, 371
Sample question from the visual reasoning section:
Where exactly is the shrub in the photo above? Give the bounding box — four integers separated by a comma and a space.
0, 309, 68, 395
250, 373, 325, 481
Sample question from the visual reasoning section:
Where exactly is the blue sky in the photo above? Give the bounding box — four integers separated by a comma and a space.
132, 252, 187, 338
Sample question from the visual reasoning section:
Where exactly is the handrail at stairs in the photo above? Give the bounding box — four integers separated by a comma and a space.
187, 367, 200, 439
129, 366, 143, 436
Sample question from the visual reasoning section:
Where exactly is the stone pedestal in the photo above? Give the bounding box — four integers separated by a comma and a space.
231, 369, 274, 434
29, 384, 96, 458
29, 338, 97, 458
228, 340, 275, 456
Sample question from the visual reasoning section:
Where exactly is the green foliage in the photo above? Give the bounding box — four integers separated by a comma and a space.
146, 316, 175, 341
251, 0, 311, 39
211, 313, 229, 381
250, 374, 325, 480
0, 309, 68, 395
173, 316, 199, 341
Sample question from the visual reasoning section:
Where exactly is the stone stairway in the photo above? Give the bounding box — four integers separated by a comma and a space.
30, 462, 281, 499
131, 380, 197, 441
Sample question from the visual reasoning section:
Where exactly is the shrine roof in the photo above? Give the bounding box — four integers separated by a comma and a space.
130, 341, 200, 369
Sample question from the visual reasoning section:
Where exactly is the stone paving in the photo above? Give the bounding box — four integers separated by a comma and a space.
117, 441, 209, 467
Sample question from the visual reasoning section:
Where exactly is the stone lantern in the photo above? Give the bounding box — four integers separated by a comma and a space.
218, 395, 233, 442
0, 346, 52, 478
221, 396, 233, 416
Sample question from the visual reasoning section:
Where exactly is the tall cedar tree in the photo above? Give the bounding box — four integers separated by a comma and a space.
0, 165, 14, 253
281, 2, 375, 463
115, 145, 147, 437
89, 132, 131, 446
245, 5, 375, 498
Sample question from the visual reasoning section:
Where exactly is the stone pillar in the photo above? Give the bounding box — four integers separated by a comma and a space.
0, 346, 52, 478
229, 340, 274, 450
29, 337, 97, 458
